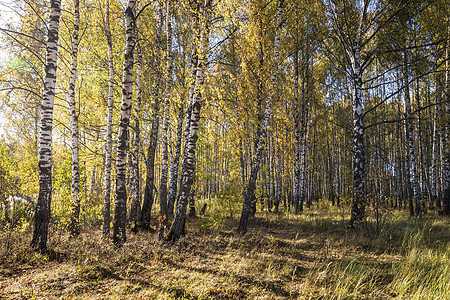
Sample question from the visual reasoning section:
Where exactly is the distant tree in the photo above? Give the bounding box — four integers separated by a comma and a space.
402, 49, 421, 216
0, 142, 19, 223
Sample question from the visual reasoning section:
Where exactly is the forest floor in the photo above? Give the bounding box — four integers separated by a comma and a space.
0, 204, 449, 299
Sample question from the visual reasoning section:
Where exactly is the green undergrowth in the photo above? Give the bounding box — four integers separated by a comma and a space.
0, 206, 448, 299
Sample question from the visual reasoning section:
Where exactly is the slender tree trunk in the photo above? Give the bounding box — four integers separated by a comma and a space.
90, 166, 97, 195
172, 0, 202, 218
348, 42, 366, 227
415, 80, 429, 203
404, 121, 415, 215
443, 30, 450, 215
396, 98, 404, 208
298, 54, 309, 213
168, 0, 212, 241
268, 135, 274, 211
293, 48, 301, 214
129, 46, 142, 225
431, 101, 440, 209
187, 2, 206, 219
68, 0, 81, 237
402, 50, 422, 217
238, 0, 284, 233
140, 103, 159, 228
168, 106, 184, 217
112, 0, 136, 246
431, 71, 440, 209
325, 109, 334, 206
239, 139, 246, 193
140, 5, 164, 230
102, 0, 114, 238
31, 0, 61, 251
274, 145, 282, 212
250, 40, 265, 216
173, 0, 201, 217
159, 0, 173, 227
332, 105, 340, 206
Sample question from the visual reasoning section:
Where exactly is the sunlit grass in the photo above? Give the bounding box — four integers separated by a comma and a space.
0, 202, 448, 299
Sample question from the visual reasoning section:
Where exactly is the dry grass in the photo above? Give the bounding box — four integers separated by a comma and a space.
0, 205, 448, 299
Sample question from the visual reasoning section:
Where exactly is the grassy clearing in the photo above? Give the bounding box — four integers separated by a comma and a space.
0, 205, 448, 299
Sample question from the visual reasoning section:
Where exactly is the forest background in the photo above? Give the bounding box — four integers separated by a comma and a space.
0, 0, 449, 298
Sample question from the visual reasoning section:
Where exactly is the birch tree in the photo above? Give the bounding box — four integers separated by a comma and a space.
167, 0, 212, 241
112, 0, 136, 245
443, 27, 450, 215
238, 0, 284, 233
129, 45, 142, 225
173, 0, 202, 219
168, 106, 184, 217
402, 50, 421, 216
102, 0, 115, 238
68, 0, 81, 237
293, 46, 301, 214
159, 0, 174, 227
327, 0, 368, 227
31, 0, 62, 251
324, 0, 417, 226
298, 53, 310, 213
140, 4, 164, 230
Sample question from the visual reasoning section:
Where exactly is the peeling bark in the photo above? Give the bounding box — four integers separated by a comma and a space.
68, 0, 81, 237
402, 50, 422, 217
31, 0, 61, 251
168, 0, 212, 241
102, 0, 114, 238
129, 46, 142, 225
112, 0, 136, 246
159, 0, 174, 226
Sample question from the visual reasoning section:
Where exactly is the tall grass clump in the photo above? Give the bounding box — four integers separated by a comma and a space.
387, 218, 449, 299
299, 214, 449, 299
306, 257, 390, 299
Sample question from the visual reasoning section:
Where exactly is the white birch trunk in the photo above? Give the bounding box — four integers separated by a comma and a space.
68, 0, 81, 237
415, 81, 429, 201
298, 55, 309, 213
431, 105, 439, 208
159, 0, 173, 224
174, 0, 202, 213
168, 106, 184, 217
168, 0, 212, 241
443, 31, 450, 214
31, 0, 61, 251
129, 46, 142, 224
112, 0, 136, 245
402, 50, 422, 217
293, 48, 301, 214
431, 70, 441, 209
348, 44, 366, 227
275, 146, 282, 211
102, 0, 114, 238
